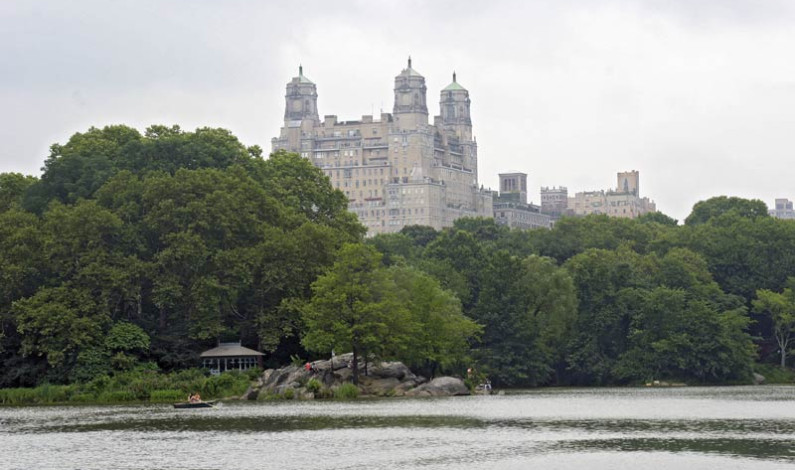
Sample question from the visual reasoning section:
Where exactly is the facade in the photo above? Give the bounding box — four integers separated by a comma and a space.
493, 172, 552, 229
770, 198, 795, 219
569, 170, 656, 218
272, 61, 493, 235
540, 186, 569, 218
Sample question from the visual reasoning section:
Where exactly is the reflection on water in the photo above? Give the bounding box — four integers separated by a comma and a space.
1, 386, 794, 469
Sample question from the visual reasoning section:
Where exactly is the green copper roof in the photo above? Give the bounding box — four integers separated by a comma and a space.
399, 56, 424, 77
442, 72, 466, 91
296, 65, 314, 84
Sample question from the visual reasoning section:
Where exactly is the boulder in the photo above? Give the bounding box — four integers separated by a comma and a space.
753, 372, 766, 385
405, 377, 469, 397
360, 377, 401, 396
370, 362, 415, 381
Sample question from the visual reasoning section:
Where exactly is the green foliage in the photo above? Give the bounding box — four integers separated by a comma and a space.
333, 383, 359, 399
753, 284, 795, 369
302, 243, 410, 384
685, 196, 769, 226
305, 378, 322, 394
149, 389, 185, 402
105, 322, 150, 353
282, 388, 295, 400
0, 173, 37, 213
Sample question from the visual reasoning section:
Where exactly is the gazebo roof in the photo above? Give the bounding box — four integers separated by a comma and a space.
200, 342, 264, 358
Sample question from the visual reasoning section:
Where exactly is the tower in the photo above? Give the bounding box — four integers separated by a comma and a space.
274, 65, 319, 153
438, 71, 477, 176
284, 65, 319, 123
617, 170, 639, 195
393, 57, 428, 129
440, 72, 472, 140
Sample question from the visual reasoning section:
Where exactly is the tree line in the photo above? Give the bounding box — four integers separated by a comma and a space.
1, 124, 792, 388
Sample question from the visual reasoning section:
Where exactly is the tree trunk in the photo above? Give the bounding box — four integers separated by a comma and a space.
781, 348, 786, 369
352, 347, 359, 385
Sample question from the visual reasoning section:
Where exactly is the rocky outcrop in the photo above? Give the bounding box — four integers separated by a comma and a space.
404, 377, 469, 397
247, 353, 467, 400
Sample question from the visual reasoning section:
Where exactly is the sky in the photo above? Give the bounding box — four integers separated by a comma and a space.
2, 0, 794, 222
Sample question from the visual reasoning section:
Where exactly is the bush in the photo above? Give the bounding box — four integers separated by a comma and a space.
283, 388, 295, 400
305, 378, 322, 395
97, 390, 137, 403
754, 364, 795, 384
150, 390, 185, 403
334, 383, 359, 399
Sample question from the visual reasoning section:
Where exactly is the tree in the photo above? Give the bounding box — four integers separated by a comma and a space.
473, 254, 577, 386
0, 173, 37, 213
389, 266, 481, 376
685, 196, 769, 226
302, 244, 409, 384
753, 284, 795, 369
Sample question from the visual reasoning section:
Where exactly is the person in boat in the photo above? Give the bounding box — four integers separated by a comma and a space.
189, 392, 201, 403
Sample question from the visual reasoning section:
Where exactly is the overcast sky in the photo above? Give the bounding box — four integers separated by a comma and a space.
2, 0, 794, 221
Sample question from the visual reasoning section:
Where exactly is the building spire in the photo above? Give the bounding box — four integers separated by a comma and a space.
453, 71, 457, 82
299, 64, 303, 76
408, 55, 412, 69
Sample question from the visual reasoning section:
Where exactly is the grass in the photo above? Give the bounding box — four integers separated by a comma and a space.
753, 363, 795, 384
0, 368, 256, 406
333, 383, 360, 399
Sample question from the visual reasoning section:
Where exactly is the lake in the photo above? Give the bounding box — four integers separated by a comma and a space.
1, 386, 794, 469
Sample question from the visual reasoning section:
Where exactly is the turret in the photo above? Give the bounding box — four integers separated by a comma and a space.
393, 57, 428, 129
284, 65, 319, 124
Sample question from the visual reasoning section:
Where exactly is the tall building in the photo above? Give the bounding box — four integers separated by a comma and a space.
770, 198, 795, 219
272, 61, 493, 235
569, 170, 656, 218
493, 172, 552, 229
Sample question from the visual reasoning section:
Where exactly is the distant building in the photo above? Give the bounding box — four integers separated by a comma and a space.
200, 342, 264, 374
770, 198, 795, 220
540, 186, 569, 218
569, 170, 656, 218
271, 61, 493, 235
493, 172, 552, 229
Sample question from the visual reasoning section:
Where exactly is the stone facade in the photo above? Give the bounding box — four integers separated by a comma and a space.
569, 170, 656, 218
493, 172, 552, 229
540, 186, 569, 218
770, 198, 795, 220
272, 61, 493, 235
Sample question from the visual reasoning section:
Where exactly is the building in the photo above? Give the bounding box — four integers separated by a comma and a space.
493, 172, 552, 229
770, 198, 795, 219
569, 170, 656, 218
200, 342, 264, 374
540, 186, 569, 218
272, 61, 493, 235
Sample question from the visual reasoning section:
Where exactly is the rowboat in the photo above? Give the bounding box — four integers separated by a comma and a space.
173, 401, 216, 409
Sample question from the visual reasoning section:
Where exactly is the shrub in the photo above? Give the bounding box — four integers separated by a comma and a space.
305, 378, 322, 395
97, 390, 137, 403
283, 388, 295, 400
334, 383, 359, 399
150, 390, 185, 403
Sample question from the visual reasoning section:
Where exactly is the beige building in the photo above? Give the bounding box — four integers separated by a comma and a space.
569, 170, 656, 218
540, 186, 569, 218
272, 61, 493, 235
494, 173, 552, 229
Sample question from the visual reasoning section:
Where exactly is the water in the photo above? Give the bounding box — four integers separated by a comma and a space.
1, 386, 794, 469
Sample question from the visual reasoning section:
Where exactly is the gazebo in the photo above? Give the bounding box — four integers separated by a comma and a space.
200, 342, 264, 374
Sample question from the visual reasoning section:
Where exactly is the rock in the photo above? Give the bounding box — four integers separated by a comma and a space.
242, 385, 259, 401
405, 377, 469, 397
360, 377, 401, 396
753, 372, 766, 385
370, 362, 415, 381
